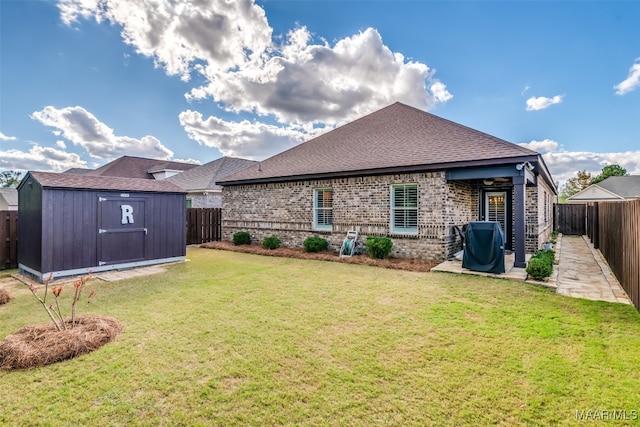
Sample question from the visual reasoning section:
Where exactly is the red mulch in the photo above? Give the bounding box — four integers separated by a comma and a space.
199, 241, 440, 273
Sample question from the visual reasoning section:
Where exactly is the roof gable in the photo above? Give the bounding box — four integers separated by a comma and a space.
166, 157, 257, 191
87, 156, 197, 179
21, 171, 186, 194
220, 102, 538, 184
0, 188, 18, 206
596, 175, 640, 199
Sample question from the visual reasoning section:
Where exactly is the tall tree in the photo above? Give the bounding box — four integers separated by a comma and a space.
0, 170, 23, 188
559, 170, 593, 202
591, 164, 628, 184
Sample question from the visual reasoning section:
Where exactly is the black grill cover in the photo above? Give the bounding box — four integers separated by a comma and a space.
462, 221, 505, 274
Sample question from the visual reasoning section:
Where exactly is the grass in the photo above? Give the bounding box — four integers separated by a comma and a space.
2, 247, 640, 426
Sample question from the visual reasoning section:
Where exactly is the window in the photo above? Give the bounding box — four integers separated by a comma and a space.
391, 184, 418, 234
186, 199, 192, 209
314, 188, 333, 230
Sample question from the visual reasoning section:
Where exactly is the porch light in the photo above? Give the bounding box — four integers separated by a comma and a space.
483, 179, 494, 186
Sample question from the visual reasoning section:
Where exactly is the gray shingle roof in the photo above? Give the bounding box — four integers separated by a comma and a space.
166, 157, 257, 191
220, 102, 539, 184
597, 176, 640, 198
24, 172, 186, 194
0, 188, 18, 206
87, 156, 197, 179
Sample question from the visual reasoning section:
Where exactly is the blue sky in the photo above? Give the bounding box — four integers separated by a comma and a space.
1, 1, 639, 186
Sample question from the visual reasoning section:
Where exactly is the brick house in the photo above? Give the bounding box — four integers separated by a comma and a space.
219, 102, 556, 267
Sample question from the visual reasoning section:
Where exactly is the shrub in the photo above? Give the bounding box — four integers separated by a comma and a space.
365, 236, 393, 259
0, 288, 11, 305
526, 257, 553, 281
262, 236, 281, 250
232, 231, 251, 246
303, 236, 329, 253
536, 249, 555, 265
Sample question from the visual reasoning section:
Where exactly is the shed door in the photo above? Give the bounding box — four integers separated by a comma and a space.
98, 197, 146, 265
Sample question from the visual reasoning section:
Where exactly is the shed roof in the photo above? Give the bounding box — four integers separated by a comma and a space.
23, 171, 186, 194
0, 188, 18, 206
166, 157, 257, 191
220, 102, 540, 185
87, 156, 197, 179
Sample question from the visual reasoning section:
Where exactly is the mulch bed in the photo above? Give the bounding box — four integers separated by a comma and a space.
0, 289, 11, 305
199, 241, 440, 273
0, 316, 123, 370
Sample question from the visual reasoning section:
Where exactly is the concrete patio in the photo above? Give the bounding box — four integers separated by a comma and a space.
431, 234, 631, 305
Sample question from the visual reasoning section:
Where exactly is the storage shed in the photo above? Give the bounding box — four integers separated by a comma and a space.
18, 171, 187, 282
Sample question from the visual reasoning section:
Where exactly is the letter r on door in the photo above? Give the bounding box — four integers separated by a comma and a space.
121, 204, 134, 224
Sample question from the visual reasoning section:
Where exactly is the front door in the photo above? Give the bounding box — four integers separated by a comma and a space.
97, 197, 147, 265
485, 191, 507, 243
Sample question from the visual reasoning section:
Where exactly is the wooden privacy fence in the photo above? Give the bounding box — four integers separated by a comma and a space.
186, 208, 222, 244
591, 200, 640, 310
554, 203, 587, 235
0, 210, 18, 270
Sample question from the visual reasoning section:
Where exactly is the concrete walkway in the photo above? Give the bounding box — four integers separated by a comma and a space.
556, 235, 631, 305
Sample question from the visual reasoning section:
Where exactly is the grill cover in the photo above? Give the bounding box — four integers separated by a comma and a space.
462, 221, 505, 274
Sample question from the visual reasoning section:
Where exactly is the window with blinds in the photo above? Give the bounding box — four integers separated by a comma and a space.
391, 184, 418, 234
314, 188, 333, 230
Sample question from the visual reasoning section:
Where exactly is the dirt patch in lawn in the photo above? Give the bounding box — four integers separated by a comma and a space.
199, 241, 440, 273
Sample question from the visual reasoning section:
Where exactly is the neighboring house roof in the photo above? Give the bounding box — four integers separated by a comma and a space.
0, 188, 18, 206
166, 156, 257, 192
568, 175, 640, 202
87, 156, 197, 179
20, 172, 186, 194
219, 102, 541, 185
63, 168, 94, 175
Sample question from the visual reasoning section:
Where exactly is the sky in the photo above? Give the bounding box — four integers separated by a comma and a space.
1, 0, 639, 187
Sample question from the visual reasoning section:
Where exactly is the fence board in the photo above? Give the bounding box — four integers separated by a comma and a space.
555, 204, 587, 235
596, 200, 640, 311
186, 208, 221, 244
0, 210, 18, 270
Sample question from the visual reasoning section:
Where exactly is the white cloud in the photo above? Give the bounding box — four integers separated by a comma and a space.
0, 145, 87, 172
188, 27, 451, 125
59, 0, 272, 81
56, 140, 67, 149
172, 157, 201, 165
179, 110, 322, 160
519, 138, 640, 187
59, 2, 452, 130
31, 105, 173, 161
518, 139, 559, 154
0, 131, 17, 141
525, 95, 564, 111
614, 59, 640, 95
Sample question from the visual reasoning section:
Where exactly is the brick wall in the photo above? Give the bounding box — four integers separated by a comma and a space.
223, 172, 477, 261
188, 192, 223, 208
222, 172, 553, 260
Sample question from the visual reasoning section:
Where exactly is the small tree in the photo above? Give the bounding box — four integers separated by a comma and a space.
0, 170, 22, 188
591, 164, 628, 185
559, 170, 593, 201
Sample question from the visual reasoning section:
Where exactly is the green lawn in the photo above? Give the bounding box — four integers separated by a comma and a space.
1, 247, 640, 426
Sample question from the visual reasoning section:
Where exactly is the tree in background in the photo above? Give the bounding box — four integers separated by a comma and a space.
0, 170, 23, 188
558, 170, 593, 203
590, 164, 628, 184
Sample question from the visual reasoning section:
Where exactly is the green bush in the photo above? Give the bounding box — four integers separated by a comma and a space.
262, 236, 281, 250
365, 236, 393, 259
526, 257, 553, 281
536, 249, 555, 265
232, 231, 251, 246
303, 236, 329, 253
